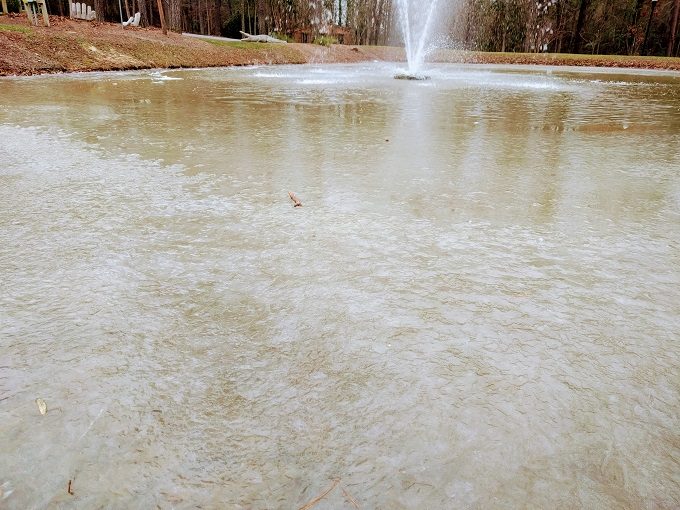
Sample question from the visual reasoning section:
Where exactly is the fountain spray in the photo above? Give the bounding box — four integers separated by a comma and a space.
395, 0, 441, 79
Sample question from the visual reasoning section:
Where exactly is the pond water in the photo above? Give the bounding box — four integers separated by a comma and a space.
1, 63, 679, 509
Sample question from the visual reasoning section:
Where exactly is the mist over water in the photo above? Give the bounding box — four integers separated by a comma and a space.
1, 64, 680, 508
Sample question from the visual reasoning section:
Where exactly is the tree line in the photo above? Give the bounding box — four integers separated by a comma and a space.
26, 0, 680, 56
456, 0, 680, 57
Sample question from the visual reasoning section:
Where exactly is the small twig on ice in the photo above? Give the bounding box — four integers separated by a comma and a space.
298, 478, 340, 510
289, 191, 302, 207
67, 480, 74, 496
341, 485, 360, 509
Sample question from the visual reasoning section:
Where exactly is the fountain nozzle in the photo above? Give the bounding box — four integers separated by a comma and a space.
394, 72, 431, 81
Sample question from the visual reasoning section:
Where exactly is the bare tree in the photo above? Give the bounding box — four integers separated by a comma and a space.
669, 0, 680, 56
167, 0, 182, 31
573, 0, 589, 53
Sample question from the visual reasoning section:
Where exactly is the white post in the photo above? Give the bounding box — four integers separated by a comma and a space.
1, 0, 8, 15
39, 0, 49, 26
25, 1, 38, 25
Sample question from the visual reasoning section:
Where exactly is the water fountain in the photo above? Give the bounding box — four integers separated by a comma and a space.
395, 0, 441, 80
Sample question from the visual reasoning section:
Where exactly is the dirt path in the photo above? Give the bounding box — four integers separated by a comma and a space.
2, 14, 680, 77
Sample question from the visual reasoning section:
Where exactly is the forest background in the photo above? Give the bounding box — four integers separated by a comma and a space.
4, 0, 680, 57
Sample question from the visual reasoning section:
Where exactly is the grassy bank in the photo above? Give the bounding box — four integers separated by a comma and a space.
1, 14, 680, 76
443, 50, 680, 70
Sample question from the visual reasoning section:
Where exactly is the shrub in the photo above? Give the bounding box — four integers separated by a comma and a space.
313, 35, 337, 47
271, 32, 293, 43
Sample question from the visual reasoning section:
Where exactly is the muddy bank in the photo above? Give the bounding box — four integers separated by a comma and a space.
1, 14, 680, 76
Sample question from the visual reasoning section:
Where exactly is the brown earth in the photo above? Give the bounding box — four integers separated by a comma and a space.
2, 14, 680, 77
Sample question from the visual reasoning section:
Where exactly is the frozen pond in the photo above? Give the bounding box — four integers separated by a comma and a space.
1, 63, 679, 508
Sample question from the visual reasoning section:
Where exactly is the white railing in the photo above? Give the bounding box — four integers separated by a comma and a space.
70, 2, 96, 21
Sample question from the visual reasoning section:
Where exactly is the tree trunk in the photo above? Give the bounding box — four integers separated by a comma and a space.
669, 0, 680, 56
94, 0, 104, 20
213, 0, 221, 36
167, 0, 180, 31
156, 0, 167, 34
633, 0, 645, 24
137, 0, 146, 26
137, 0, 153, 27
573, 0, 589, 53
554, 0, 562, 53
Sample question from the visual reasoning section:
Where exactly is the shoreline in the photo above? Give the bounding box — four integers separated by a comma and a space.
2, 15, 680, 77
6, 62, 680, 82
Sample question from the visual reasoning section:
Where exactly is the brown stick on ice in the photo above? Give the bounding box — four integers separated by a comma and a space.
289, 191, 302, 207
67, 480, 74, 496
341, 485, 360, 509
298, 479, 340, 510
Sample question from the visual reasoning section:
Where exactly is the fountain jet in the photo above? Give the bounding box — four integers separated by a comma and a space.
395, 0, 441, 80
